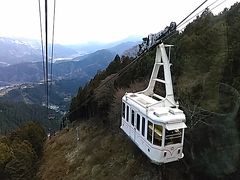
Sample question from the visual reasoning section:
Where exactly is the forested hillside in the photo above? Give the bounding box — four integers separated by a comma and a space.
0, 100, 58, 135
66, 3, 240, 179
0, 122, 46, 179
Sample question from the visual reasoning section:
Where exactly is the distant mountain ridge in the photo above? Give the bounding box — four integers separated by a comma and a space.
108, 41, 140, 55
68, 36, 141, 55
0, 36, 140, 64
0, 37, 79, 65
0, 37, 139, 85
0, 49, 116, 84
122, 44, 139, 58
0, 37, 41, 64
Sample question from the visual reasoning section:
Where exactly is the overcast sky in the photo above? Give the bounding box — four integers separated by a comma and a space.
0, 0, 238, 44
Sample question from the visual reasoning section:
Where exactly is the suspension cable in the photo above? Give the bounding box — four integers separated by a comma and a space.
38, 0, 57, 118
38, 0, 46, 83
49, 0, 56, 108
177, 0, 226, 30
210, 0, 227, 12
177, 0, 208, 28
164, 0, 227, 42
45, 0, 49, 111
50, 0, 56, 84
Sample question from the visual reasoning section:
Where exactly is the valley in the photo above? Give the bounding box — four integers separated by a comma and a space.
0, 37, 139, 134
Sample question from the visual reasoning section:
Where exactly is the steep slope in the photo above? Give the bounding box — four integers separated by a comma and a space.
37, 119, 184, 180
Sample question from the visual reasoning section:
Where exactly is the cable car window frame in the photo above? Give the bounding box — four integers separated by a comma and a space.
136, 114, 140, 131
122, 102, 125, 118
165, 128, 183, 146
147, 121, 153, 143
153, 124, 163, 146
142, 117, 145, 136
131, 110, 135, 126
126, 105, 129, 122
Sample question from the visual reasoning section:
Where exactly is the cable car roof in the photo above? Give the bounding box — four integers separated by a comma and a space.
166, 122, 187, 130
123, 92, 186, 124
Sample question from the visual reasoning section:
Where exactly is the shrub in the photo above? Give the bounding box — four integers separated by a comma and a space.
10, 122, 46, 157
0, 122, 46, 179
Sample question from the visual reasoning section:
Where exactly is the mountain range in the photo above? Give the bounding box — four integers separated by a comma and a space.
0, 36, 140, 66
0, 49, 115, 84
0, 37, 79, 65
0, 37, 139, 85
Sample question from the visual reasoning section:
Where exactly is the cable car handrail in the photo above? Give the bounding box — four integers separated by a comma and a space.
165, 134, 182, 139
152, 93, 165, 100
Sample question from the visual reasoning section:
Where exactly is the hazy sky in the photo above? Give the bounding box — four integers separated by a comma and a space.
0, 0, 238, 44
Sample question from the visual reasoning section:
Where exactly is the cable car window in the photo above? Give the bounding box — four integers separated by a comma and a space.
136, 114, 140, 131
165, 129, 182, 146
131, 110, 135, 126
122, 102, 125, 118
153, 124, 162, 146
142, 117, 145, 136
147, 121, 153, 143
126, 106, 129, 122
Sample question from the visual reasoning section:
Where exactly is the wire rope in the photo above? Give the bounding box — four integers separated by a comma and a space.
38, 0, 46, 83
50, 0, 56, 84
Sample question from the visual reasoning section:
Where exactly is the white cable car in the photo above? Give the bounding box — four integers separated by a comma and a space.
121, 43, 186, 164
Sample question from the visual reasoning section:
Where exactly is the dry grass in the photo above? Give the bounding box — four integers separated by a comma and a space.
36, 128, 76, 180
37, 79, 185, 180
37, 118, 182, 180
